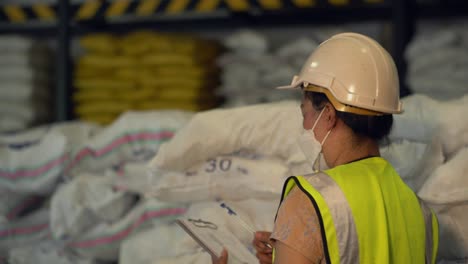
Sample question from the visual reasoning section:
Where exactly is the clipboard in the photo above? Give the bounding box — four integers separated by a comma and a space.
176, 218, 258, 264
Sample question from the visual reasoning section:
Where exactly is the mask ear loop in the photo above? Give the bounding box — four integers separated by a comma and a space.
311, 107, 326, 131
315, 128, 332, 172
321, 129, 331, 145
311, 108, 330, 172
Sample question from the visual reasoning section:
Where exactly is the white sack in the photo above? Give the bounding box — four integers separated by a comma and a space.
67, 111, 192, 176
111, 161, 150, 193
147, 155, 288, 202
186, 199, 278, 246
379, 140, 428, 186
50, 173, 136, 240
123, 199, 278, 264
0, 80, 50, 101
67, 198, 186, 261
408, 48, 468, 75
9, 241, 97, 264
226, 198, 278, 232
120, 223, 199, 264
0, 130, 67, 194
0, 189, 28, 221
150, 101, 304, 171
175, 199, 277, 263
0, 189, 43, 221
390, 94, 439, 142
390, 94, 468, 156
155, 251, 211, 264
275, 38, 318, 69
218, 54, 281, 98
0, 67, 50, 84
0, 121, 100, 151
0, 52, 50, 68
0, 208, 50, 255
408, 77, 468, 101
437, 95, 468, 156
50, 121, 102, 150
406, 137, 445, 192
223, 30, 268, 55
405, 29, 459, 61
0, 36, 47, 54
0, 118, 28, 133
418, 147, 468, 260
0, 101, 50, 122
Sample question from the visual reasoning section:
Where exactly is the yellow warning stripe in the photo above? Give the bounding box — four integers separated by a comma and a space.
292, 0, 316, 8
0, 0, 366, 23
106, 0, 131, 17
76, 0, 103, 20
136, 0, 161, 16
225, 0, 249, 11
328, 0, 349, 6
4, 5, 27, 23
195, 0, 220, 12
166, 0, 191, 14
258, 0, 282, 10
32, 4, 56, 20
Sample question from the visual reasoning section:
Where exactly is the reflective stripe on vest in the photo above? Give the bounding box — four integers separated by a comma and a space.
276, 159, 438, 264
278, 174, 359, 264
419, 198, 439, 264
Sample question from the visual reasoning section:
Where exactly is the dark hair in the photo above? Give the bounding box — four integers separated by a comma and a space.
305, 91, 393, 142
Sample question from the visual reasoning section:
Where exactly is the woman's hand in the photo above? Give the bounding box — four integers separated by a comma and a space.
211, 248, 228, 264
253, 231, 273, 264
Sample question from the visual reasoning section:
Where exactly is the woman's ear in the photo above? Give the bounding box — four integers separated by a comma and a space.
325, 103, 337, 129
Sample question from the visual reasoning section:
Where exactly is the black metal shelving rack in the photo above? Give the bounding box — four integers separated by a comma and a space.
0, 0, 467, 122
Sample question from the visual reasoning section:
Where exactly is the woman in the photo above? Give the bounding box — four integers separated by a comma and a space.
214, 33, 438, 264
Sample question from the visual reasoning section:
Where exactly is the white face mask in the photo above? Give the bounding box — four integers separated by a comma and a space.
297, 108, 331, 172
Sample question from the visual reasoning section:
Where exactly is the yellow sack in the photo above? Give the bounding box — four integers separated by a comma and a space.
78, 55, 137, 68
74, 78, 136, 91
115, 66, 218, 82
115, 88, 157, 102
74, 66, 115, 78
136, 100, 201, 112
156, 88, 217, 101
78, 113, 119, 125
149, 65, 219, 79
73, 90, 116, 103
80, 34, 118, 54
114, 68, 143, 81
170, 38, 222, 57
75, 101, 133, 116
119, 31, 173, 55
137, 98, 218, 112
138, 76, 214, 90
140, 54, 199, 66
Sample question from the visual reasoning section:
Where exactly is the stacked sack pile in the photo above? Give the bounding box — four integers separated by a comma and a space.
1, 96, 467, 263
218, 29, 343, 107
406, 20, 468, 100
0, 35, 52, 132
132, 94, 468, 264
74, 31, 222, 125
0, 110, 193, 264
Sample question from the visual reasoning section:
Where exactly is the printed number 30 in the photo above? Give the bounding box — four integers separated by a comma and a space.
205, 158, 232, 173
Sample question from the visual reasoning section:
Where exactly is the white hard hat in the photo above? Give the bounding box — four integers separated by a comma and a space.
278, 32, 403, 115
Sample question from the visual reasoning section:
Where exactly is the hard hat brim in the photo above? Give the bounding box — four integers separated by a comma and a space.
277, 81, 386, 116
275, 75, 302, 90
276, 84, 300, 90
303, 85, 385, 116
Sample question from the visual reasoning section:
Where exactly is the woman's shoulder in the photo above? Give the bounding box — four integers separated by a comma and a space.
272, 186, 325, 263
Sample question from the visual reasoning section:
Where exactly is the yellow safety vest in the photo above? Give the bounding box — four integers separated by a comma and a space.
275, 157, 438, 264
